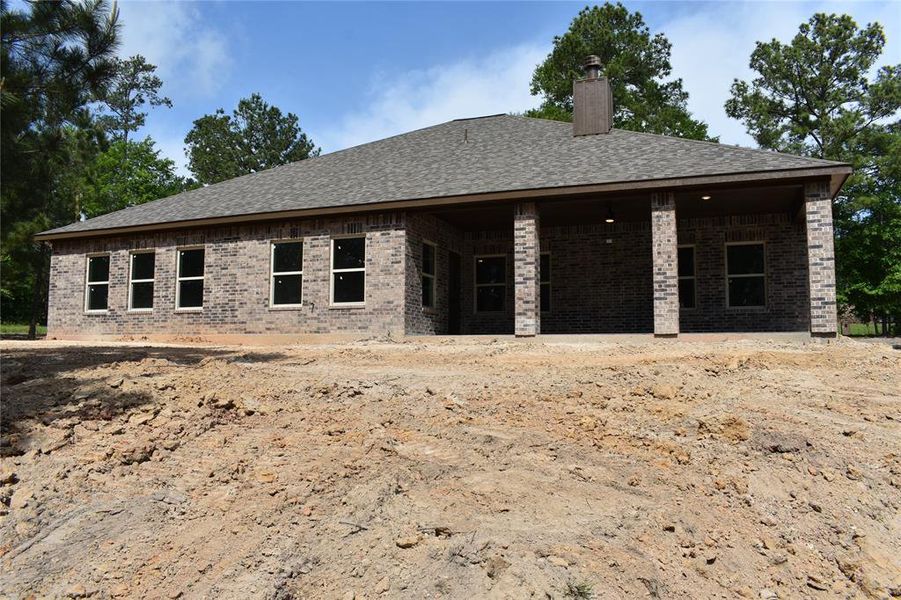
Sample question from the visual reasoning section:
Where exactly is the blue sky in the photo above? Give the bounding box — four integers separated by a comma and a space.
115, 1, 901, 176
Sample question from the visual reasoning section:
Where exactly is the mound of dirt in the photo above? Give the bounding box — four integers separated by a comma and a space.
1, 338, 899, 599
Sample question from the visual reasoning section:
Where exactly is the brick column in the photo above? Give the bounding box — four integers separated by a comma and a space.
804, 181, 837, 337
514, 202, 540, 337
651, 192, 679, 336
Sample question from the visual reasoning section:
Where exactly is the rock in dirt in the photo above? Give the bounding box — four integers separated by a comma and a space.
395, 535, 420, 549
755, 431, 808, 454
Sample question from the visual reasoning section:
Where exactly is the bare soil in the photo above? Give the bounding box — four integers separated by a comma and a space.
0, 337, 899, 599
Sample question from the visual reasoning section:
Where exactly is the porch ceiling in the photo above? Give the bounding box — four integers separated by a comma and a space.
427, 183, 804, 232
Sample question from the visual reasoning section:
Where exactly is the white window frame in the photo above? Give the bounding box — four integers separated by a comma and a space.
269, 239, 304, 309
175, 246, 205, 312
84, 253, 111, 314
330, 235, 366, 307
128, 250, 155, 312
421, 240, 437, 310
473, 254, 506, 313
725, 241, 767, 309
540, 252, 551, 313
677, 244, 697, 311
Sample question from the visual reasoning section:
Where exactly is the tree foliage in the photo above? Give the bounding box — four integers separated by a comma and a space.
528, 3, 712, 140
726, 13, 901, 329
96, 54, 172, 145
80, 139, 193, 219
185, 93, 319, 185
1, 0, 120, 329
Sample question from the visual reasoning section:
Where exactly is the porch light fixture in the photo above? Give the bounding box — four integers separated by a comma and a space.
701, 195, 712, 200
604, 205, 615, 223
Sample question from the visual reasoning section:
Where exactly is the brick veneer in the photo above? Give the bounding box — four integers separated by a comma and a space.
651, 192, 679, 336
404, 213, 463, 335
678, 213, 809, 332
47, 214, 406, 337
804, 180, 838, 335
46, 200, 822, 338
513, 202, 541, 336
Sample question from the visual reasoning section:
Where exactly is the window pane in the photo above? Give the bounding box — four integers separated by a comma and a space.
87, 284, 108, 310
88, 256, 109, 282
422, 243, 435, 276
540, 283, 551, 312
728, 276, 765, 307
422, 275, 434, 308
273, 274, 302, 305
540, 254, 550, 284
679, 279, 696, 309
475, 257, 505, 284
333, 238, 365, 270
131, 282, 154, 309
678, 247, 694, 278
333, 271, 365, 303
131, 252, 155, 281
273, 242, 302, 273
727, 244, 764, 275
476, 285, 505, 312
178, 279, 203, 308
179, 249, 205, 278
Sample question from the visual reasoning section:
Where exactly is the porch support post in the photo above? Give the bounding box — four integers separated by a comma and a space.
651, 191, 679, 337
514, 201, 540, 337
804, 180, 837, 337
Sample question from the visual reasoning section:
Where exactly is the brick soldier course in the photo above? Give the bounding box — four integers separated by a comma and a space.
37, 57, 850, 340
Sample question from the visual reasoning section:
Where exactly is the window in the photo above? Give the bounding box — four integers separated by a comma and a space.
475, 255, 505, 312
331, 237, 365, 304
176, 248, 204, 309
421, 242, 436, 309
726, 243, 766, 307
271, 241, 303, 307
85, 255, 110, 312
678, 246, 696, 309
540, 253, 551, 312
129, 252, 155, 311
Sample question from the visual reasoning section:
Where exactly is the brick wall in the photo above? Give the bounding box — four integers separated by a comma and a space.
47, 214, 406, 337
403, 213, 463, 335
46, 207, 817, 338
651, 192, 679, 335
804, 181, 837, 335
678, 213, 809, 332
462, 222, 654, 334
513, 202, 540, 336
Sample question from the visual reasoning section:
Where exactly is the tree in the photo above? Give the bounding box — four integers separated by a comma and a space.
1, 0, 120, 336
97, 55, 172, 147
726, 13, 901, 333
80, 138, 192, 219
528, 3, 712, 140
185, 93, 319, 185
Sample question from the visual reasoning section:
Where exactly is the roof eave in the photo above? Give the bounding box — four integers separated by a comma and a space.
35, 164, 852, 242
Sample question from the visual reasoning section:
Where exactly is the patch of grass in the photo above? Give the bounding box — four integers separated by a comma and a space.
846, 322, 896, 336
0, 322, 47, 335
563, 580, 594, 600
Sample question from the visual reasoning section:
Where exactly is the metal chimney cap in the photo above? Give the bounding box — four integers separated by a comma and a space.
583, 55, 602, 69
583, 55, 602, 79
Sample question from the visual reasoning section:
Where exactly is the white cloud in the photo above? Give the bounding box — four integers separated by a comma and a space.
116, 1, 231, 98
665, 1, 901, 145
316, 44, 547, 152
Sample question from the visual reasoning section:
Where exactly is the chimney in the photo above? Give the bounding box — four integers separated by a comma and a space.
573, 55, 613, 136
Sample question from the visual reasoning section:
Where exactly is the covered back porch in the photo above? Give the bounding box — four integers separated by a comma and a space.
404, 177, 837, 337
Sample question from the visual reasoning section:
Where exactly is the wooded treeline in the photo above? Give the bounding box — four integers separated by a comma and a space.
1, 1, 898, 335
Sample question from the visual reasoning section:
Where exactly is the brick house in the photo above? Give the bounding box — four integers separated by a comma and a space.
36, 58, 850, 339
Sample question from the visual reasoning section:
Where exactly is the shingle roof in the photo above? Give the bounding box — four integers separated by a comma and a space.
39, 115, 847, 238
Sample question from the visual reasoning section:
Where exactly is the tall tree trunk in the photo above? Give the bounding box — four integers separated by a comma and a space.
27, 243, 48, 340
882, 314, 889, 337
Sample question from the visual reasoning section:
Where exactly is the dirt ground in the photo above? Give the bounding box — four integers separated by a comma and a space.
0, 336, 899, 599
